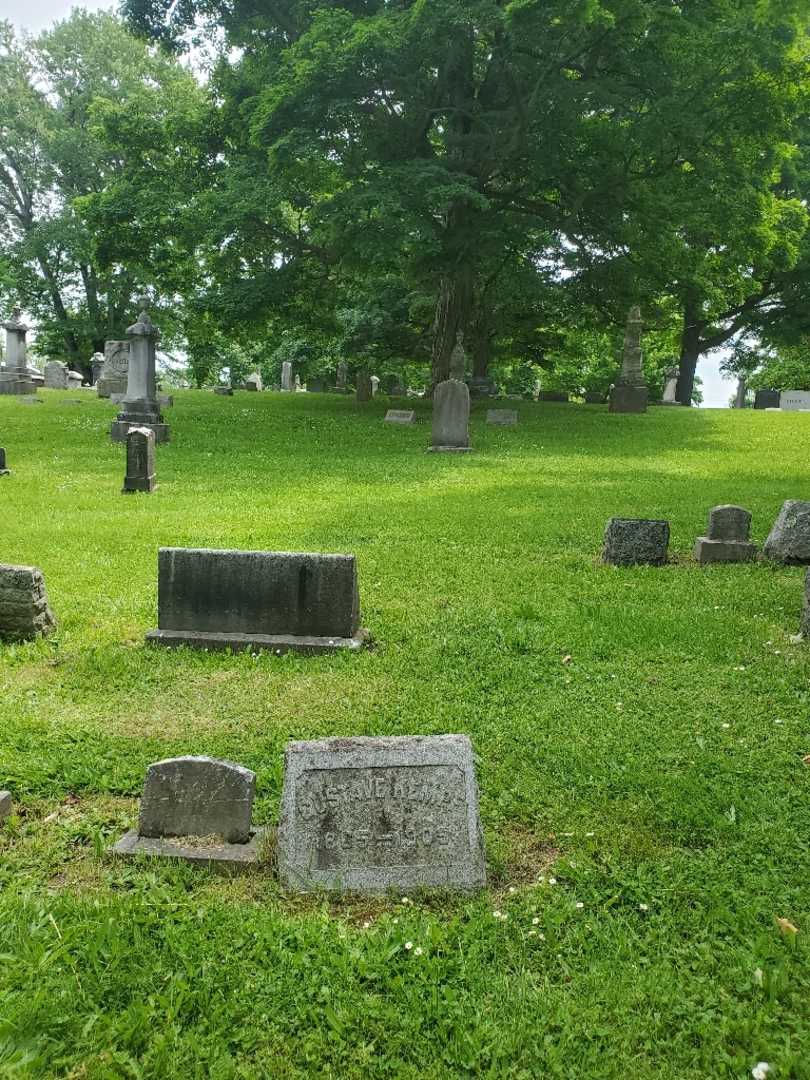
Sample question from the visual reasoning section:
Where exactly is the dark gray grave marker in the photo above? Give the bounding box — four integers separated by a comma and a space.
602, 518, 670, 566
694, 505, 756, 564
122, 426, 156, 494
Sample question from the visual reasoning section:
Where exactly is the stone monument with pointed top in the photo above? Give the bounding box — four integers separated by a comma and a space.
429, 331, 472, 452
110, 295, 169, 443
609, 306, 648, 413
0, 308, 37, 396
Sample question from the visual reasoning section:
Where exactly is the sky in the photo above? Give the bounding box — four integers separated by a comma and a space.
5, 1, 738, 406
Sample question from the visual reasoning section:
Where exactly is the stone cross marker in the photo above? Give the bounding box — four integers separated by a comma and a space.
609, 306, 648, 413
0, 564, 56, 641
122, 426, 156, 494
763, 500, 810, 564
486, 409, 518, 427
146, 548, 368, 654
0, 448, 8, 476
278, 734, 486, 893
113, 756, 266, 871
281, 360, 293, 392
694, 505, 756, 564
111, 297, 169, 444
602, 518, 670, 566
384, 409, 415, 425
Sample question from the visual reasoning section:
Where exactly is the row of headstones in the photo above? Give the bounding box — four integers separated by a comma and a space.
1, 734, 486, 892
3, 502, 809, 652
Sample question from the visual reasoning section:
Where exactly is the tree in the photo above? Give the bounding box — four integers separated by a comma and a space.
0, 13, 205, 374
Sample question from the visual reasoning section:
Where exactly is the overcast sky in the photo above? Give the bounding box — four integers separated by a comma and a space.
6, 1, 736, 405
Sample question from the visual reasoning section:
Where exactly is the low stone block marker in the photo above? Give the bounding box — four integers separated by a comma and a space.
278, 734, 486, 894
146, 548, 368, 654
113, 756, 265, 871
384, 409, 415, 425
602, 518, 670, 566
486, 409, 518, 427
0, 448, 8, 476
763, 500, 810, 564
122, 426, 156, 494
694, 505, 757, 564
0, 790, 12, 824
0, 564, 56, 641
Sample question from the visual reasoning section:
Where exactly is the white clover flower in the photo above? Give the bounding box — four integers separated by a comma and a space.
493, 910, 502, 918
392, 918, 399, 924
404, 941, 413, 951
538, 933, 545, 940
548, 877, 557, 885
532, 917, 540, 925
722, 723, 731, 729
362, 921, 371, 929
508, 886, 516, 894
413, 946, 423, 957
575, 902, 584, 910
585, 831, 595, 837
752, 1063, 771, 1080
639, 903, 649, 912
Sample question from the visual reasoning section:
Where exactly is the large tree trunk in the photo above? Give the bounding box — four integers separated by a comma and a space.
676, 294, 704, 406
430, 258, 473, 389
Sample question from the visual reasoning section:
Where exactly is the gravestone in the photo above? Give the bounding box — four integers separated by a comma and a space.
468, 376, 498, 399
90, 352, 105, 385
244, 372, 263, 392
801, 569, 810, 638
278, 734, 486, 893
113, 756, 265, 871
110, 298, 169, 443
753, 389, 780, 410
0, 790, 11, 823
356, 371, 373, 403
44, 361, 68, 389
66, 370, 83, 390
307, 377, 327, 393
0, 448, 9, 476
609, 306, 648, 413
370, 375, 380, 396
763, 500, 810, 564
281, 361, 293, 392
584, 391, 608, 404
430, 379, 471, 451
486, 409, 518, 427
382, 374, 406, 396
602, 518, 669, 566
214, 385, 233, 395
0, 564, 56, 641
122, 427, 156, 494
694, 505, 756, 564
660, 366, 682, 405
146, 548, 368, 654
538, 391, 569, 402
0, 308, 37, 396
385, 409, 415, 425
780, 390, 810, 411
96, 340, 129, 398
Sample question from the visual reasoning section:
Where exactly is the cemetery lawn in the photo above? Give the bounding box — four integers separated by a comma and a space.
2, 389, 810, 1080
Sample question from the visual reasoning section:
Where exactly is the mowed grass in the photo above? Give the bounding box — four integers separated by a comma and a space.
1, 389, 809, 1079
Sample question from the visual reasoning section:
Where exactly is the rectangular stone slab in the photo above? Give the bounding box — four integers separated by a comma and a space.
278, 734, 486, 893
138, 756, 255, 843
486, 409, 518, 427
112, 827, 267, 874
151, 548, 362, 641
694, 538, 757, 564
384, 410, 415, 424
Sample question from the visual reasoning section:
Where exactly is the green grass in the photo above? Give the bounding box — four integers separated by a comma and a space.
1, 389, 809, 1079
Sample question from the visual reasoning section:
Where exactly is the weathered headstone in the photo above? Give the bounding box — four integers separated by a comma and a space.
0, 564, 56, 641
370, 375, 380, 396
384, 409, 415, 425
0, 448, 9, 476
0, 790, 11, 824
90, 352, 105, 385
146, 548, 368, 654
214, 385, 233, 396
584, 391, 608, 404
0, 308, 37, 396
609, 306, 648, 413
122, 427, 156, 494
113, 756, 265, 870
694, 505, 756, 564
356, 371, 373, 403
96, 341, 129, 398
780, 390, 810, 411
430, 379, 471, 452
66, 370, 83, 390
307, 377, 327, 393
486, 409, 518, 427
111, 297, 169, 444
44, 361, 68, 389
660, 366, 682, 405
763, 500, 810, 564
281, 361, 293, 392
753, 389, 780, 410
602, 518, 669, 566
278, 734, 486, 893
468, 375, 498, 399
801, 568, 810, 638
244, 371, 263, 392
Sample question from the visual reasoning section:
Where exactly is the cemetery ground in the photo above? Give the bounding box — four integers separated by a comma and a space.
1, 391, 809, 1080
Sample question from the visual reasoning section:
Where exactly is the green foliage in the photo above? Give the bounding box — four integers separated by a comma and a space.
748, 344, 810, 391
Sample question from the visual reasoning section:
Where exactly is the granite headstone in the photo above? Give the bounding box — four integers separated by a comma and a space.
763, 501, 810, 564
602, 518, 670, 566
0, 564, 56, 641
122, 426, 156, 494
694, 505, 756, 564
385, 409, 415, 425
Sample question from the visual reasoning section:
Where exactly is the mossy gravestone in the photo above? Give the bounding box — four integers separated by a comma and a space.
602, 518, 670, 566
113, 756, 265, 871
278, 734, 486, 893
0, 564, 56, 641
